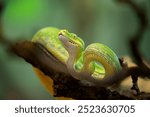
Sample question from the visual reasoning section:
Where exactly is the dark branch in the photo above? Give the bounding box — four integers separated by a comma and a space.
117, 0, 150, 73
10, 41, 150, 99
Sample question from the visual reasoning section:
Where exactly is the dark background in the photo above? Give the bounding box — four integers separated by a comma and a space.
0, 0, 150, 99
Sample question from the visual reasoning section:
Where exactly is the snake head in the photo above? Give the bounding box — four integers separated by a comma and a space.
58, 29, 85, 52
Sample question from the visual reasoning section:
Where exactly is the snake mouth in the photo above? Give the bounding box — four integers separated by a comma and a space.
59, 33, 78, 46
59, 31, 84, 50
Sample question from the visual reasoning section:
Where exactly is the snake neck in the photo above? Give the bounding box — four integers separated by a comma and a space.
66, 48, 82, 80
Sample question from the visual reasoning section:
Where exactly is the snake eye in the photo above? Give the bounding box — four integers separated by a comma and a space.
71, 33, 77, 38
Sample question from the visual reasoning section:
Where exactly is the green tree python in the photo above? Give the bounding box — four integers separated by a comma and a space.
32, 27, 122, 86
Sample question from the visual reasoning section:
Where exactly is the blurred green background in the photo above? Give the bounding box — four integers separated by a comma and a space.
0, 0, 150, 99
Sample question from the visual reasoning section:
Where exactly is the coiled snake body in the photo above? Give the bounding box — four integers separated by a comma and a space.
32, 27, 121, 86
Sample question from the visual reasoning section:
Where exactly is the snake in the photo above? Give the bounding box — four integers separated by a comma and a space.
32, 27, 122, 86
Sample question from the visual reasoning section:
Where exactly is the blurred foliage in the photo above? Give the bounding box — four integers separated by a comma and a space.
0, 0, 149, 99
